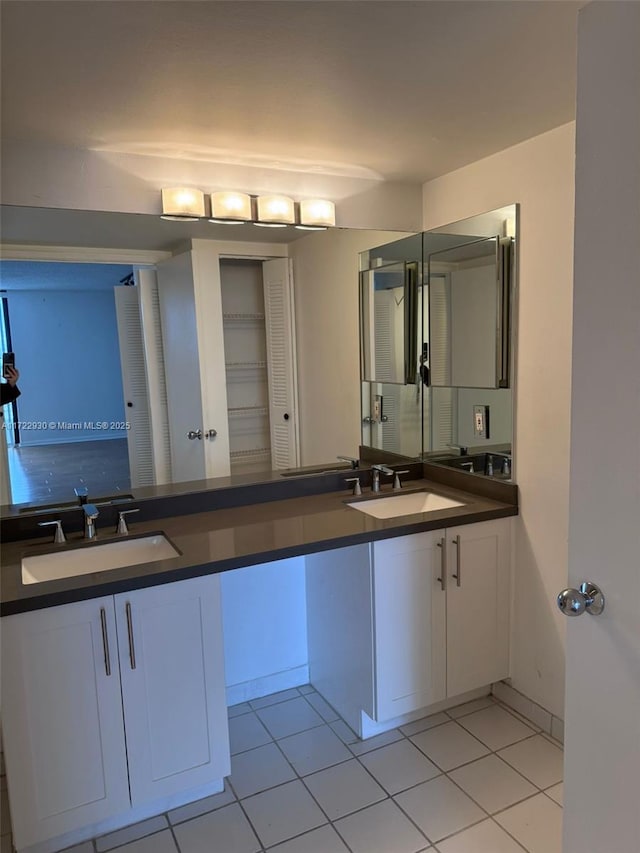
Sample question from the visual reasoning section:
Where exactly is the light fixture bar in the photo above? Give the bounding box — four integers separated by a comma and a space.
210, 191, 252, 223
161, 187, 205, 221
298, 199, 336, 229
255, 195, 295, 226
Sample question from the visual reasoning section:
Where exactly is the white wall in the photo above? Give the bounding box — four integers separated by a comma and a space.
220, 558, 308, 704
422, 123, 576, 718
1, 140, 423, 232
289, 228, 412, 465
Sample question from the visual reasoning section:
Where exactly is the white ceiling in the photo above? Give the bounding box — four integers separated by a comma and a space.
0, 261, 133, 291
1, 0, 585, 185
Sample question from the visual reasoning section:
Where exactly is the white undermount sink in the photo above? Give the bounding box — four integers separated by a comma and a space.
22, 534, 180, 585
347, 490, 465, 519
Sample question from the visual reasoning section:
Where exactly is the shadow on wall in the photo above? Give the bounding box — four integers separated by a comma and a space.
511, 519, 567, 720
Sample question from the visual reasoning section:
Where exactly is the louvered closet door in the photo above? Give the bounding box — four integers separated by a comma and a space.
114, 285, 155, 486
263, 258, 299, 468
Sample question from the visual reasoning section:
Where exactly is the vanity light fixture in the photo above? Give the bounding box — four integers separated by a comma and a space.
209, 191, 252, 224
254, 194, 295, 227
160, 187, 206, 221
296, 198, 336, 230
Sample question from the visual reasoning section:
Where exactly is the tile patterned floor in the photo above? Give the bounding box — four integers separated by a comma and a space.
0, 688, 564, 853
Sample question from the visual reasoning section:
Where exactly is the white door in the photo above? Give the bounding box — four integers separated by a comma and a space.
114, 285, 155, 487
156, 249, 233, 482
263, 258, 299, 468
1, 598, 130, 849
446, 519, 510, 698
372, 531, 446, 720
115, 575, 230, 805
562, 5, 640, 851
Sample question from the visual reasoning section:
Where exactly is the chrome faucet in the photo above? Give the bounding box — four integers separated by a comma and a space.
371, 464, 394, 493
83, 504, 99, 540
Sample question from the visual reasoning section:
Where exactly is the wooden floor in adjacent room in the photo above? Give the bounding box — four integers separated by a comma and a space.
7, 438, 131, 507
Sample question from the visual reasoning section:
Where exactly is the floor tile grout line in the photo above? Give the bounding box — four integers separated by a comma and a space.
165, 814, 182, 853
249, 723, 353, 853
488, 814, 536, 853
94, 825, 168, 853
232, 786, 279, 852
247, 687, 305, 713
492, 748, 562, 796
441, 695, 497, 721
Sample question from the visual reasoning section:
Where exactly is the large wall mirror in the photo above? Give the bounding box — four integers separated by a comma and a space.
0, 205, 414, 513
360, 204, 517, 469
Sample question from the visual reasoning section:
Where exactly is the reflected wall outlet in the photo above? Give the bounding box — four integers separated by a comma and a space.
473, 405, 490, 438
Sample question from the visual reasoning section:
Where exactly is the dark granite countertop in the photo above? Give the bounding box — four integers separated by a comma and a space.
1, 477, 517, 616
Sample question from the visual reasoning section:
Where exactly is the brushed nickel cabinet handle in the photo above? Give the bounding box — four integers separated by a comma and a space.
436, 536, 447, 591
125, 602, 136, 670
100, 607, 111, 677
452, 534, 461, 586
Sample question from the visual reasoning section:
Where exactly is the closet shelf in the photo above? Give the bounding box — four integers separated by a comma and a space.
228, 406, 268, 418
225, 361, 267, 371
223, 313, 265, 322
230, 448, 271, 461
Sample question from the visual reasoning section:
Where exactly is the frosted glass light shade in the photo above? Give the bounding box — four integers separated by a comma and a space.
161, 187, 205, 220
299, 199, 335, 228
256, 195, 295, 226
210, 191, 252, 223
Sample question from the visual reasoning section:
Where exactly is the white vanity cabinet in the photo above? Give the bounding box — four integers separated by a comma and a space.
2, 574, 230, 852
306, 518, 511, 735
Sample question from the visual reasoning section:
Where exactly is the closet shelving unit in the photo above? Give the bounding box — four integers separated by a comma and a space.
220, 265, 273, 475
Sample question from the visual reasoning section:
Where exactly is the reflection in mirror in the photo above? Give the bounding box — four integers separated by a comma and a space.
0, 205, 415, 513
0, 261, 137, 506
360, 205, 517, 475
359, 261, 419, 385
428, 236, 513, 389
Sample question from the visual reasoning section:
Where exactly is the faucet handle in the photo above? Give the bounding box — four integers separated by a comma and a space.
38, 520, 66, 544
74, 486, 89, 505
446, 444, 469, 456
83, 503, 99, 519
393, 470, 410, 490
116, 508, 140, 534
337, 455, 359, 470
344, 477, 362, 496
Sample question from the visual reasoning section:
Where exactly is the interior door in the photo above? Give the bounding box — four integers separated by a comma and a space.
562, 5, 640, 851
263, 258, 299, 468
156, 250, 232, 482
114, 285, 154, 487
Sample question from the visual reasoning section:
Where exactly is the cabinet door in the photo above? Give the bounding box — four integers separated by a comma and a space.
446, 518, 511, 697
115, 575, 230, 806
1, 598, 130, 849
372, 531, 447, 721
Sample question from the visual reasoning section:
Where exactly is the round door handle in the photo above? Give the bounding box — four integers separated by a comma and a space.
205, 429, 217, 439
284, 413, 289, 421
127, 402, 133, 408
557, 581, 605, 617
187, 429, 202, 440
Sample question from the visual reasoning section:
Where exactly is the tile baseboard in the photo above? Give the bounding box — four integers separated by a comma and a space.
491, 680, 564, 744
226, 665, 309, 706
